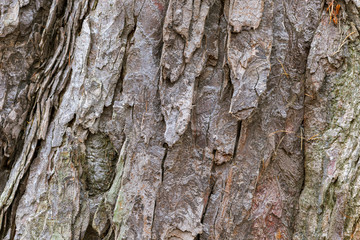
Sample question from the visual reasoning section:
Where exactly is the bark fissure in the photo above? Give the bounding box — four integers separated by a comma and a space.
201, 181, 215, 225
160, 143, 168, 183
232, 120, 242, 160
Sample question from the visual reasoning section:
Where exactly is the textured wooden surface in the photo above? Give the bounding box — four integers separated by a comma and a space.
1, 0, 360, 239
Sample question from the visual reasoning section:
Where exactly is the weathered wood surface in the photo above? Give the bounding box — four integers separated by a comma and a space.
1, 0, 360, 239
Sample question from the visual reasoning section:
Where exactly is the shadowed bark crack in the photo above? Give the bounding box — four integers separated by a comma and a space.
232, 120, 242, 160
161, 143, 168, 183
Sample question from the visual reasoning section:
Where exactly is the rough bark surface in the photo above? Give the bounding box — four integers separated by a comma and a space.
1, 0, 360, 239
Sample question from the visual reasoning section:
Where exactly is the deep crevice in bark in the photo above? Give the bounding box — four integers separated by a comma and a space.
83, 224, 101, 240
161, 143, 168, 183
150, 196, 158, 239
232, 120, 242, 159
201, 182, 215, 225
0, 157, 31, 239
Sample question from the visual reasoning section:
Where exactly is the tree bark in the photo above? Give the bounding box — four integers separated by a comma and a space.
1, 0, 359, 239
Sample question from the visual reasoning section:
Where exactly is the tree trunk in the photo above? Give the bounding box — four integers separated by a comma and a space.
1, 0, 359, 239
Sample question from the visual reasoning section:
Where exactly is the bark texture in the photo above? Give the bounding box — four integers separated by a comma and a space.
1, 0, 360, 239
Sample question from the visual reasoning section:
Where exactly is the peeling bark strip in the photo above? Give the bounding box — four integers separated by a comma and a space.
227, 0, 272, 120
1, 0, 360, 239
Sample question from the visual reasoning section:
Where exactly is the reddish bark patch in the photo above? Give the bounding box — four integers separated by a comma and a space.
152, 0, 164, 12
